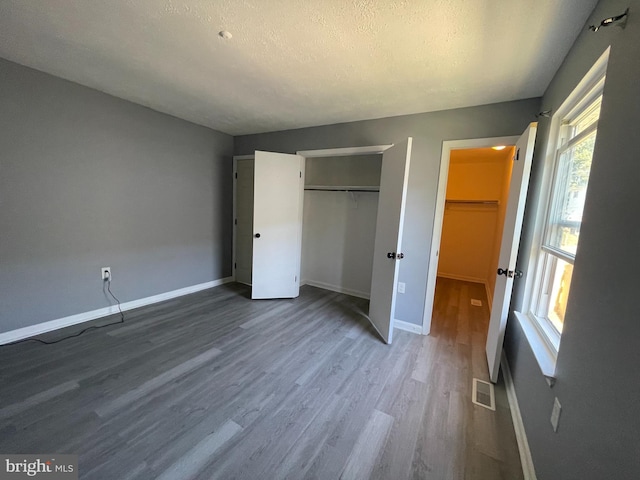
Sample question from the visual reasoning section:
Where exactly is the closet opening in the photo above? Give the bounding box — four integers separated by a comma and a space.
301, 153, 382, 300
232, 144, 392, 300
430, 146, 515, 337
421, 125, 538, 382
233, 141, 414, 344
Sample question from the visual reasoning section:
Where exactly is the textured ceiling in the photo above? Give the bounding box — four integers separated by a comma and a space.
0, 0, 597, 135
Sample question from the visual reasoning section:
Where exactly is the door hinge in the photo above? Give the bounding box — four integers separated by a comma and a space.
235, 172, 238, 179
234, 262, 237, 269
515, 148, 520, 161
295, 275, 297, 282
299, 171, 302, 178
497, 268, 522, 278
234, 218, 237, 225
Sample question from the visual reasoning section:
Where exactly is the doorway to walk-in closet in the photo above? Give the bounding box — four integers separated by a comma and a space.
422, 123, 538, 382
434, 145, 516, 326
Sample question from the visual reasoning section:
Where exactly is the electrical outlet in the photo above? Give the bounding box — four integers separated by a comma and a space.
398, 282, 406, 294
550, 397, 562, 432
101, 267, 111, 281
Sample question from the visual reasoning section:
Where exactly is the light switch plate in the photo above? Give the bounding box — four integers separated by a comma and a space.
398, 282, 405, 294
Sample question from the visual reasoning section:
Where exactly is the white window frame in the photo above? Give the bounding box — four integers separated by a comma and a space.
515, 48, 610, 380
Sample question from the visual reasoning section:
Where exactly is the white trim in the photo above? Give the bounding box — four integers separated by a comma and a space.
302, 279, 370, 300
232, 156, 238, 286
0, 277, 234, 345
422, 135, 520, 335
557, 48, 610, 121
501, 353, 538, 480
296, 145, 393, 158
485, 282, 493, 311
513, 311, 557, 381
296, 155, 305, 292
394, 319, 422, 335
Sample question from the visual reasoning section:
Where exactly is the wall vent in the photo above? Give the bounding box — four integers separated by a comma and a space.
470, 299, 482, 307
472, 378, 496, 410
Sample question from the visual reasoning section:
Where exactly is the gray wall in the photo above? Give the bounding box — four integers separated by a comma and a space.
0, 58, 234, 333
505, 0, 640, 478
235, 99, 540, 325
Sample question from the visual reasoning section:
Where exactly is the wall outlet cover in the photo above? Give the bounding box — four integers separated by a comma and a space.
398, 282, 406, 294
101, 267, 111, 280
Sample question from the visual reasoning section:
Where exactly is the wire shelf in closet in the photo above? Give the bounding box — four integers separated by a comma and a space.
445, 199, 499, 205
304, 185, 380, 192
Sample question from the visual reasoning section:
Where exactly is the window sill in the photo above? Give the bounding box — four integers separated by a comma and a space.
513, 311, 558, 385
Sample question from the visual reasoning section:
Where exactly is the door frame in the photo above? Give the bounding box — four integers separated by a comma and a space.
232, 145, 393, 291
421, 135, 520, 335
232, 154, 257, 286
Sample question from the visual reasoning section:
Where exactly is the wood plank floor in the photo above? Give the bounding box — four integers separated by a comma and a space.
0, 279, 523, 479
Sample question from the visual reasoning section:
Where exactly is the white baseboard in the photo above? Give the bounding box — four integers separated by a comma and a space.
0, 277, 234, 345
437, 272, 486, 284
501, 353, 537, 480
394, 319, 423, 335
485, 281, 493, 310
301, 279, 370, 300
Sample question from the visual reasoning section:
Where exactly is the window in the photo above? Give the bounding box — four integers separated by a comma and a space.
532, 94, 602, 346
516, 50, 608, 377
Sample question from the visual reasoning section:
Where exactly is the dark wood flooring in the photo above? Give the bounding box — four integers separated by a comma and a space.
0, 279, 523, 479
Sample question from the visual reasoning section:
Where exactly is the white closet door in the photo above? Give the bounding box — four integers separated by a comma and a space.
368, 138, 413, 343
252, 151, 304, 299
486, 123, 538, 382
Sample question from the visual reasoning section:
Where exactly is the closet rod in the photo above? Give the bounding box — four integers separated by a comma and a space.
304, 186, 379, 192
446, 199, 499, 205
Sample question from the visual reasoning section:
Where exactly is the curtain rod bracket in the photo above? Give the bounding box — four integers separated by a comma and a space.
589, 7, 629, 32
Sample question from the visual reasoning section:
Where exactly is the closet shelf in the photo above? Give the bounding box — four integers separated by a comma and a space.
446, 199, 499, 205
304, 185, 380, 192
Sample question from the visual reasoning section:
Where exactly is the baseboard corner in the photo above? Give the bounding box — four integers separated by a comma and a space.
394, 319, 423, 335
485, 281, 493, 310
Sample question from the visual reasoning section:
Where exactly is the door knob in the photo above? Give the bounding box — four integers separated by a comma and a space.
255, 233, 261, 238
514, 270, 524, 278
387, 252, 396, 259
397, 253, 405, 259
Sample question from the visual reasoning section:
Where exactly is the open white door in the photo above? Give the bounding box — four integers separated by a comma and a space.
252, 151, 304, 299
368, 138, 412, 343
486, 123, 538, 382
